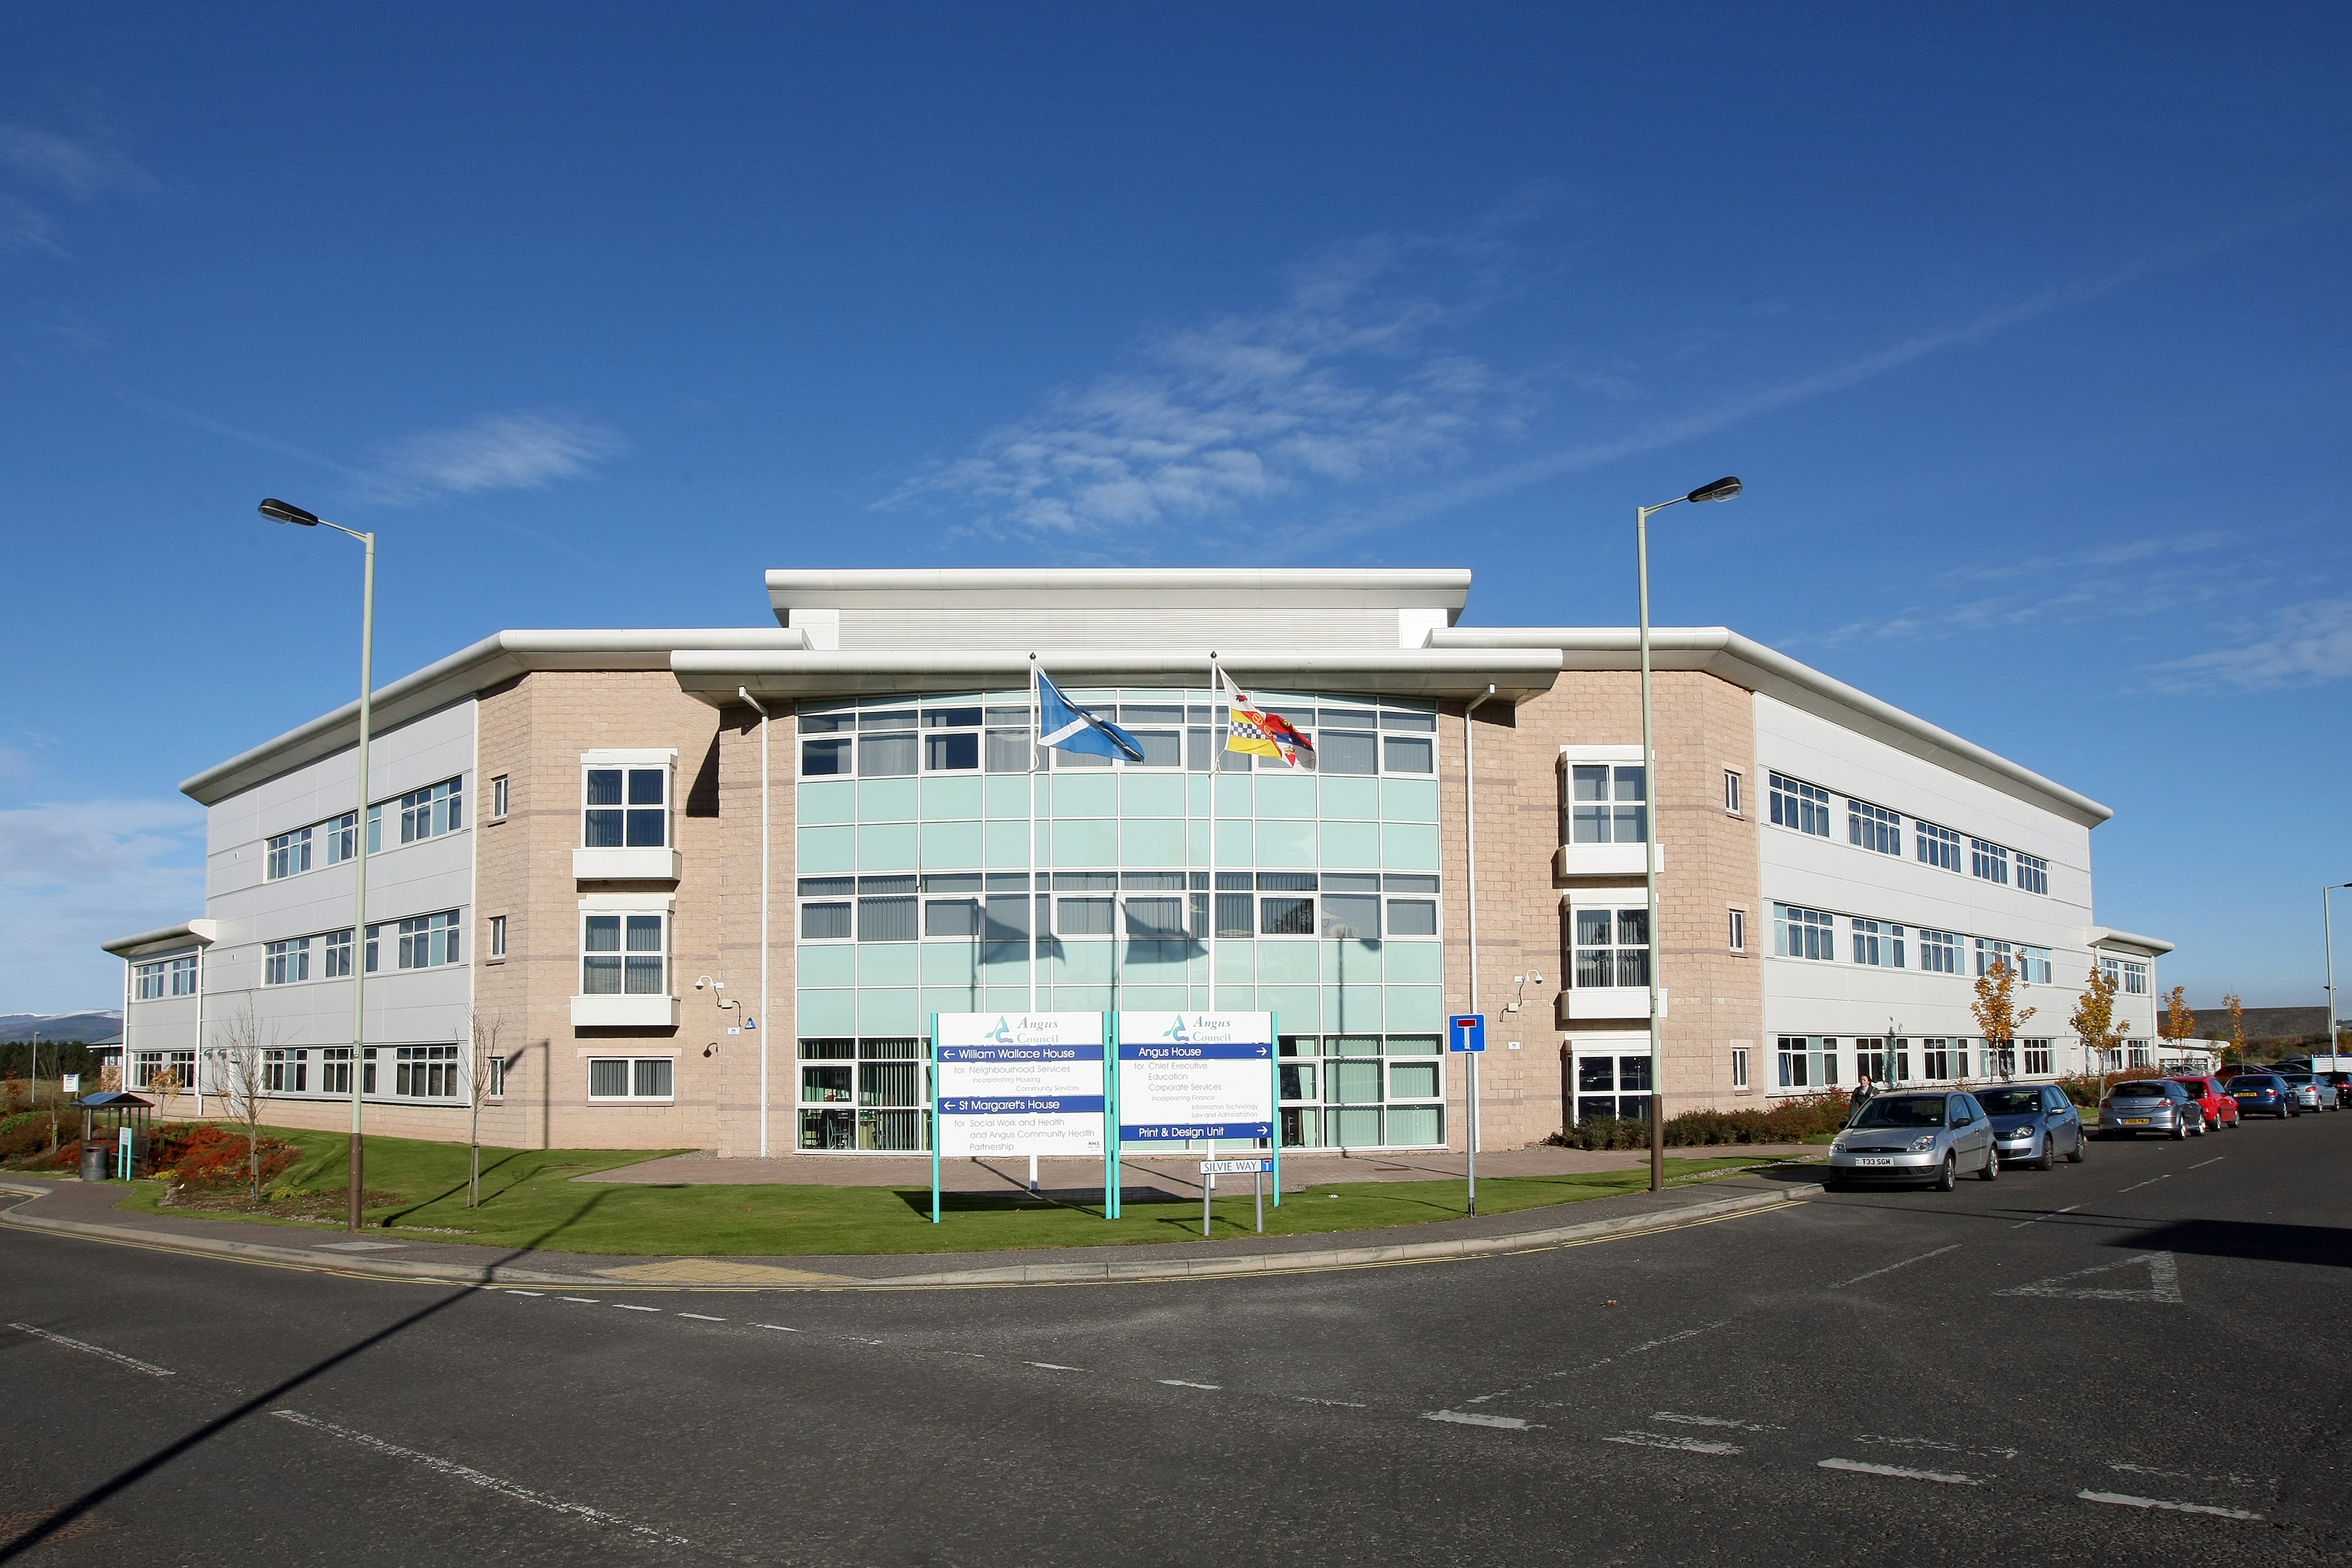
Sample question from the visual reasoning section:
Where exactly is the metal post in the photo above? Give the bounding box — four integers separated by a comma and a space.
348, 529, 375, 1232
1467, 1051, 1479, 1216
1106, 1011, 1121, 1220
931, 1011, 942, 1224
1637, 499, 1665, 1194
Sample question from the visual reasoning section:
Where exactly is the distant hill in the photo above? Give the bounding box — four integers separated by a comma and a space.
0, 1011, 123, 1043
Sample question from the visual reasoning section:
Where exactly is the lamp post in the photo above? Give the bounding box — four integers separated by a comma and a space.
1637, 475, 1743, 1193
260, 498, 375, 1233
2327, 883, 2352, 1068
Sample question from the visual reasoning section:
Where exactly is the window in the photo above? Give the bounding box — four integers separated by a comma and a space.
1254, 872, 1318, 937
1384, 733, 1434, 774
2126, 1039, 2149, 1068
1728, 908, 1746, 953
1916, 820, 1962, 873
1974, 937, 2015, 978
1918, 929, 1961, 974
1848, 799, 1900, 857
2123, 959, 2148, 995
2014, 944, 2052, 984
1773, 903, 1836, 960
799, 1037, 928, 1150
136, 955, 200, 999
1850, 918, 1905, 968
920, 873, 985, 937
134, 961, 166, 1000
385, 777, 465, 847
1318, 724, 1379, 776
2016, 852, 2048, 895
1970, 838, 2009, 885
589, 1056, 676, 1101
1921, 1039, 1962, 1080
1776, 1035, 1837, 1089
489, 915, 507, 960
170, 955, 198, 996
1724, 769, 1743, 814
920, 705, 984, 772
396, 911, 463, 970
800, 710, 854, 776
324, 928, 354, 979
2023, 1040, 2052, 1076
264, 1048, 308, 1093
321, 1048, 352, 1095
858, 710, 918, 777
1386, 874, 1439, 937
1572, 1053, 1652, 1124
582, 913, 666, 994
323, 812, 358, 865
852, 875, 918, 941
264, 937, 311, 986
485, 1055, 505, 1098
584, 767, 666, 848
1320, 873, 1381, 940
799, 876, 853, 939
984, 708, 1034, 772
1573, 907, 1650, 988
491, 775, 510, 820
1567, 764, 1647, 844
266, 827, 312, 881
1731, 1045, 1749, 1090
396, 1044, 460, 1098
1769, 773, 1832, 836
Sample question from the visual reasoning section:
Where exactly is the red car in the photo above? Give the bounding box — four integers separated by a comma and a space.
2172, 1075, 2241, 1129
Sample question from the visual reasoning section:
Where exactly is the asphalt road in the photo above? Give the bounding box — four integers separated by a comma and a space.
4, 1113, 2346, 1567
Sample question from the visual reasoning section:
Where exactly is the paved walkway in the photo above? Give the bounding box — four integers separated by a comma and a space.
584, 1143, 1824, 1198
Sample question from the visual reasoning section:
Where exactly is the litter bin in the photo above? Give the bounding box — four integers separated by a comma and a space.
80, 1143, 106, 1181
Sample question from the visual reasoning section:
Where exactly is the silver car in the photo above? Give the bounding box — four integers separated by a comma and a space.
2272, 1072, 2329, 1112
2097, 1078, 2205, 1139
1826, 1092, 1998, 1191
1976, 1083, 2087, 1169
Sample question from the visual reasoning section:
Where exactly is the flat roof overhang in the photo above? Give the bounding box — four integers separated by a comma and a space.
766, 568, 1471, 624
674, 647, 1563, 706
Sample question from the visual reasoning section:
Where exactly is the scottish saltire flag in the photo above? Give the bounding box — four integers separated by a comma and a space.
1037, 669, 1146, 761
1219, 669, 1314, 768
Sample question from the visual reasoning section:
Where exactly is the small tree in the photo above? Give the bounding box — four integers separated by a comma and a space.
2158, 986, 2197, 1065
2072, 963, 2129, 1093
1972, 957, 2036, 1080
213, 1003, 275, 1203
2221, 992, 2246, 1063
462, 1010, 507, 1208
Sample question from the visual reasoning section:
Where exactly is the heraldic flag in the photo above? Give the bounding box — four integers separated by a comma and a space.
1220, 669, 1314, 767
1037, 669, 1147, 761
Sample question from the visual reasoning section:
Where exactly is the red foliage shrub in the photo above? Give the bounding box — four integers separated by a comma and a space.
151, 1124, 301, 1190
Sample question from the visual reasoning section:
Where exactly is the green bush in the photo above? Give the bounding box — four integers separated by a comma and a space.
1551, 1092, 1850, 1150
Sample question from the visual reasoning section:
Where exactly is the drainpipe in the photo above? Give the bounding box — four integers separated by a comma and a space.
740, 688, 773, 1159
1463, 684, 1496, 1156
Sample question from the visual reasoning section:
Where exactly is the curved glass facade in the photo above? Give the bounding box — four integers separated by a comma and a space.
793, 687, 1450, 1150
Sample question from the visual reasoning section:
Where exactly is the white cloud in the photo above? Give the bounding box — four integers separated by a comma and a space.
2143, 598, 2352, 694
887, 240, 1527, 544
363, 412, 626, 504
0, 799, 206, 1013
0, 192, 62, 254
0, 124, 155, 197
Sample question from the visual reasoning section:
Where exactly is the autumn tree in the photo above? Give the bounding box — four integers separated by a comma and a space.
2221, 992, 2246, 1063
2072, 963, 2130, 1087
1972, 957, 2037, 1080
2158, 986, 2197, 1063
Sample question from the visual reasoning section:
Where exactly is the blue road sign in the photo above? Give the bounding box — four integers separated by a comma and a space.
1448, 1014, 1486, 1053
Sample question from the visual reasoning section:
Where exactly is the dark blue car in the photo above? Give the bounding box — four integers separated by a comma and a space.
2229, 1073, 2292, 1119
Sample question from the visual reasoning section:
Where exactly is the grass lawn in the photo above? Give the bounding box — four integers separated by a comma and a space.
114, 1127, 1805, 1257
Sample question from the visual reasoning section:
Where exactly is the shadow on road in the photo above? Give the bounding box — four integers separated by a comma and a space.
2104, 1217, 2351, 1268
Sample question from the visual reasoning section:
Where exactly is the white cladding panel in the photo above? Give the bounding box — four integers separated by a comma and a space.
825, 606, 1423, 652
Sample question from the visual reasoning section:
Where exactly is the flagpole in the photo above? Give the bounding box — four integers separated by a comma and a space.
1208, 652, 1218, 1018
1028, 653, 1039, 1017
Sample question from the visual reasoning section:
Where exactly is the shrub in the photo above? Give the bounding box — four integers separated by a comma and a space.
1550, 1092, 1850, 1150
148, 1123, 301, 1191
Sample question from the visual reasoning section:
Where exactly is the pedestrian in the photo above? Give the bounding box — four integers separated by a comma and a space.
1849, 1073, 1878, 1123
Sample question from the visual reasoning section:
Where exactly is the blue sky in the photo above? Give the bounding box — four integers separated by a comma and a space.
2, 4, 2346, 1013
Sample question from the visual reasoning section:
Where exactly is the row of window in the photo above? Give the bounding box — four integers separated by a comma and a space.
1767, 1034, 2146, 1090
260, 911, 464, 984
797, 870, 1441, 944
1767, 772, 2050, 895
799, 701, 1440, 779
263, 777, 466, 881
155, 1046, 678, 1104
2098, 955, 2152, 995
1771, 903, 2057, 981
133, 955, 199, 1000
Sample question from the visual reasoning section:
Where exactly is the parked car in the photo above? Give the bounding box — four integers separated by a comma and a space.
2322, 1070, 2352, 1108
2098, 1079, 2205, 1139
1976, 1084, 2086, 1169
1826, 1092, 1998, 1191
2273, 1071, 2329, 1112
2171, 1075, 2241, 1130
2226, 1072, 2293, 1119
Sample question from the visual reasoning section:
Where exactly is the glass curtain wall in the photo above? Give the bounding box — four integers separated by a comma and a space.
793, 687, 1448, 1151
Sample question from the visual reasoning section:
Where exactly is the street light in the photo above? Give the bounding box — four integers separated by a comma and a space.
1636, 476, 1742, 1193
2326, 883, 2352, 1069
261, 498, 376, 1233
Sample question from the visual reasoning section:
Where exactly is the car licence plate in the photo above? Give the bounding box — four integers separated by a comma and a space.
2123, 1117, 2149, 1125
1854, 1156, 1893, 1167
2235, 1092, 2255, 1098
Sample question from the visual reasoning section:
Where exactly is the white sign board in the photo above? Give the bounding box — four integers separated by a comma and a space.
935, 1012, 1105, 1158
1116, 1012, 1274, 1141
60, 1074, 79, 1093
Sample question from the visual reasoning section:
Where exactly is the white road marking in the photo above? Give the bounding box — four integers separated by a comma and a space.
1997, 1251, 2181, 1303
1427, 1410, 1537, 1430
558, 1297, 599, 1304
1463, 1320, 1731, 1408
753, 1323, 801, 1332
2108, 1461, 2271, 1487
318, 1241, 405, 1251
1290, 1397, 1369, 1408
1027, 1362, 1086, 1372
2117, 1175, 2173, 1193
1654, 1412, 1781, 1433
272, 1410, 692, 1544
675, 1313, 725, 1322
2079, 1490, 2262, 1520
2187, 1157, 2224, 1169
2010, 1204, 2083, 1230
1831, 1244, 1961, 1289
1819, 1458, 1984, 1486
613, 1304, 661, 1313
1158, 1380, 1221, 1390
1858, 1433, 2018, 1460
1606, 1430, 1741, 1454
503, 1290, 544, 1297
10, 1322, 174, 1378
